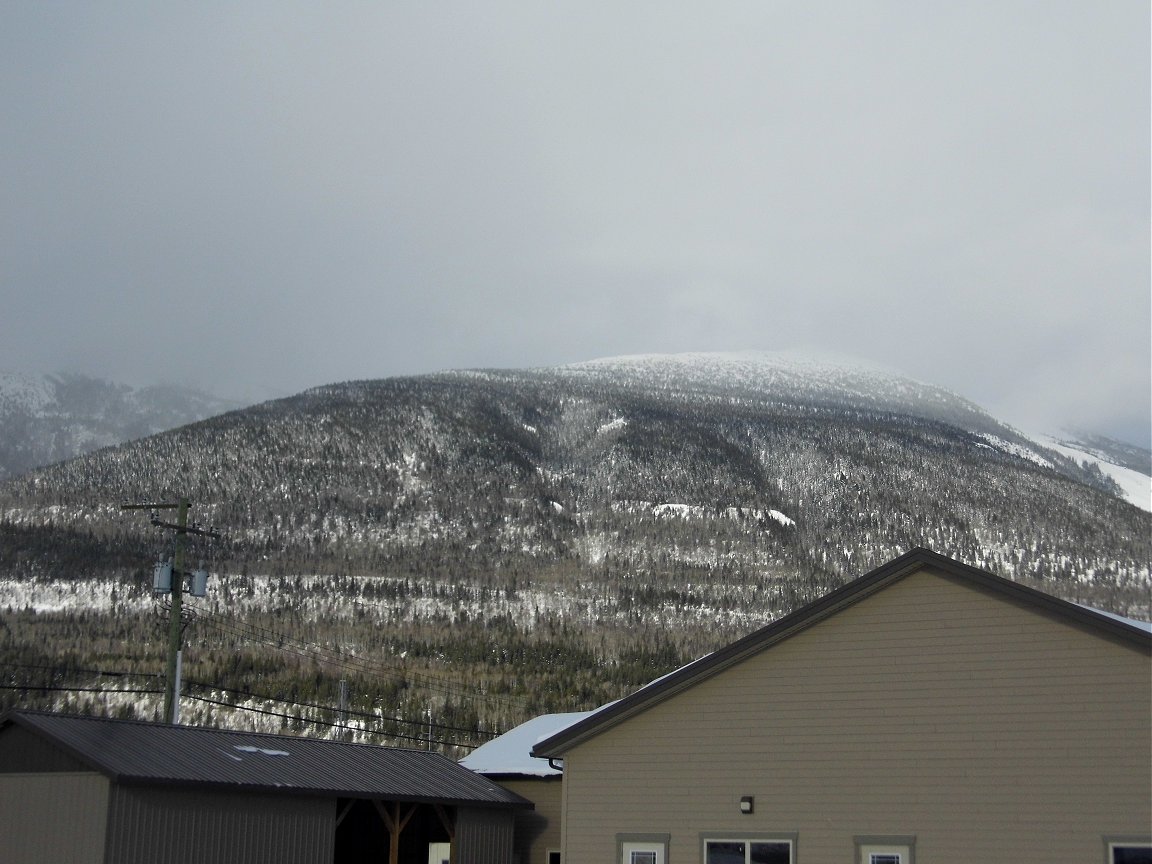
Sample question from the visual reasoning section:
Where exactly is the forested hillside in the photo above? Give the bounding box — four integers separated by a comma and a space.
1, 354, 1148, 753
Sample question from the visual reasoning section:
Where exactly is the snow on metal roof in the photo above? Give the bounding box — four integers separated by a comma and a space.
459, 712, 593, 776
1082, 605, 1152, 633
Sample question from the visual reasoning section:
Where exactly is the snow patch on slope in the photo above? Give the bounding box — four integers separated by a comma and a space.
975, 434, 1055, 469
598, 417, 627, 434
1030, 434, 1150, 512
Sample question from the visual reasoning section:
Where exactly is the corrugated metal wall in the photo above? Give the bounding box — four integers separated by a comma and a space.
456, 807, 516, 864
0, 772, 109, 864
105, 785, 334, 864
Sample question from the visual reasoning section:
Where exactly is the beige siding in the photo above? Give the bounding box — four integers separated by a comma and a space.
560, 568, 1152, 864
497, 777, 563, 864
0, 772, 109, 864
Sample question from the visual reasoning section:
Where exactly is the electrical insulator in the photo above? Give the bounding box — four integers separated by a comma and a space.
191, 568, 208, 597
153, 560, 172, 593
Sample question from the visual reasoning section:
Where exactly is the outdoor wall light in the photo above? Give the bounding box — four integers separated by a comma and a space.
740, 796, 754, 814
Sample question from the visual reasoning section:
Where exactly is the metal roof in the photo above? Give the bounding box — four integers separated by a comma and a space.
1, 711, 529, 807
459, 712, 592, 777
532, 547, 1152, 758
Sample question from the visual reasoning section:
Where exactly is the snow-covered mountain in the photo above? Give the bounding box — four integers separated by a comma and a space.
575, 352, 1151, 511
1, 352, 1148, 740
467, 351, 1146, 510
558, 351, 1000, 431
0, 371, 239, 481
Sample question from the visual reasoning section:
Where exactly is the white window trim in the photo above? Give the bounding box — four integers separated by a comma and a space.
1104, 837, 1152, 864
617, 833, 669, 864
854, 834, 915, 864
700, 832, 798, 864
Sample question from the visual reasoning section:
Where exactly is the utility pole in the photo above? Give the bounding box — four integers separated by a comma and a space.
123, 498, 220, 725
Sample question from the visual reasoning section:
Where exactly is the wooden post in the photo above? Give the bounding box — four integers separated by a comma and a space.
122, 498, 219, 725
164, 497, 190, 723
375, 800, 417, 864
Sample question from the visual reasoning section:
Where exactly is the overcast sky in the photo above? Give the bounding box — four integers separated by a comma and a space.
2, 3, 1148, 445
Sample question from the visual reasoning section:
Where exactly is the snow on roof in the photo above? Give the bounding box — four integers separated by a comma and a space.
1080, 605, 1152, 633
460, 711, 593, 776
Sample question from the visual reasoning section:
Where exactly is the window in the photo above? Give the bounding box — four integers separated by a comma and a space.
547, 851, 561, 864
855, 836, 914, 864
1109, 842, 1152, 864
618, 833, 669, 864
703, 837, 794, 864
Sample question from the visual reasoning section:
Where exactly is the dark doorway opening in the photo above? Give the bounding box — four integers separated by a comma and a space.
334, 798, 453, 864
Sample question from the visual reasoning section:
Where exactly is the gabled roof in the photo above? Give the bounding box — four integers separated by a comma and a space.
532, 547, 1152, 758
459, 711, 592, 777
1, 711, 529, 807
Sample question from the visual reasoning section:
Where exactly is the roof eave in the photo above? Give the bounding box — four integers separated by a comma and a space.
110, 774, 533, 806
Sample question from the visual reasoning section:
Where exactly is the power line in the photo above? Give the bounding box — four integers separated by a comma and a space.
182, 692, 478, 751
183, 602, 428, 677
182, 600, 534, 710
1, 683, 479, 750
0, 684, 163, 696
5, 666, 500, 741
182, 678, 499, 740
157, 573, 543, 713
3, 664, 162, 681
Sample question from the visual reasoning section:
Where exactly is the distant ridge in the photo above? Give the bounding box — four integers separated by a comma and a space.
0, 371, 239, 480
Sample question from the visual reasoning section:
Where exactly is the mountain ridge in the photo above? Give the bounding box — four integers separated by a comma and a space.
1, 352, 1148, 743
0, 371, 241, 482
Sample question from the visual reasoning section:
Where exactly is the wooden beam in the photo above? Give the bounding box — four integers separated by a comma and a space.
433, 803, 454, 840
336, 799, 356, 828
398, 803, 417, 833
433, 804, 457, 864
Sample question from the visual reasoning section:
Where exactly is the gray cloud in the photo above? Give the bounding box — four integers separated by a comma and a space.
2, 3, 1147, 444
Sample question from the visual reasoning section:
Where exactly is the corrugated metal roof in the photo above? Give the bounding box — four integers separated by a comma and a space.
1, 711, 529, 807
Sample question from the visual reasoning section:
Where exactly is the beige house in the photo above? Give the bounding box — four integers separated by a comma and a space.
532, 548, 1152, 864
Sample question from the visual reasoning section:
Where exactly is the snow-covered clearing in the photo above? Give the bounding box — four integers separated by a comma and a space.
1032, 435, 1150, 513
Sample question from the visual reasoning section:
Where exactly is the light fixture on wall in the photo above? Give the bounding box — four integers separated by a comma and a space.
740, 796, 754, 814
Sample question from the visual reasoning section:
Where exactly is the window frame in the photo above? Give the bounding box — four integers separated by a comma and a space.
617, 833, 670, 864
699, 832, 798, 864
853, 835, 915, 864
1104, 837, 1152, 864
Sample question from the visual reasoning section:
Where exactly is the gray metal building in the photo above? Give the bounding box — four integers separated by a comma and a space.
0, 711, 529, 864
